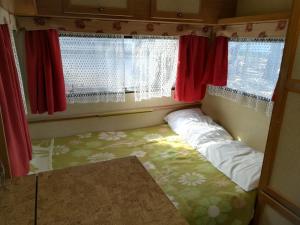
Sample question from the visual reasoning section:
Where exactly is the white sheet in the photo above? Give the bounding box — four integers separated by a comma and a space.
165, 108, 232, 148
198, 140, 264, 191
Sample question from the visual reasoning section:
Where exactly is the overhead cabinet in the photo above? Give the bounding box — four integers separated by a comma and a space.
150, 0, 203, 20
18, 0, 236, 23
62, 0, 135, 17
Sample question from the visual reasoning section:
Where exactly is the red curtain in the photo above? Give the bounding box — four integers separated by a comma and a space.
25, 29, 66, 115
0, 24, 32, 177
174, 35, 228, 102
174, 35, 209, 102
203, 36, 229, 86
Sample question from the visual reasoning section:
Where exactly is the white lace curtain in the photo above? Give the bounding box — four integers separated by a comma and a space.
208, 38, 285, 116
60, 33, 126, 103
59, 33, 178, 103
130, 36, 178, 101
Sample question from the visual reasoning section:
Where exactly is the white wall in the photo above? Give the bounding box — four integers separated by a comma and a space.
28, 93, 198, 139
201, 94, 271, 152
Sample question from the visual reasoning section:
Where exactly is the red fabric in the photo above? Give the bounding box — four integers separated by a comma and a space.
203, 36, 229, 86
174, 35, 209, 102
0, 24, 32, 177
25, 29, 66, 115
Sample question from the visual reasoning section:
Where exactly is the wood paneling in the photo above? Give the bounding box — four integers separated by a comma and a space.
151, 0, 203, 21
0, 175, 36, 225
15, 0, 237, 24
218, 12, 290, 25
0, 0, 14, 13
36, 0, 63, 15
256, 0, 300, 224
62, 0, 135, 18
254, 191, 300, 225
268, 92, 300, 209
14, 0, 37, 16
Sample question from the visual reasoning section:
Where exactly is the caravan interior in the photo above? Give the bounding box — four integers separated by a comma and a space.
0, 0, 299, 225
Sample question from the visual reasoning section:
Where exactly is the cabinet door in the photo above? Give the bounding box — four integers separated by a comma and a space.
257, 0, 300, 221
151, 0, 203, 20
255, 192, 300, 225
62, 0, 134, 17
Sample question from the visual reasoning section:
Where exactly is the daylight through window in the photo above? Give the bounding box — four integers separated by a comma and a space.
59, 33, 178, 103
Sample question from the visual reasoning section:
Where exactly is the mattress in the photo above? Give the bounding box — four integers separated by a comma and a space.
31, 124, 256, 225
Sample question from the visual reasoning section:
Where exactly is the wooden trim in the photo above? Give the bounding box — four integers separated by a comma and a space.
264, 187, 300, 217
259, 0, 300, 189
0, 107, 11, 179
253, 191, 300, 225
0, 0, 15, 14
14, 0, 38, 16
258, 0, 300, 221
218, 12, 290, 25
286, 80, 300, 93
28, 103, 201, 124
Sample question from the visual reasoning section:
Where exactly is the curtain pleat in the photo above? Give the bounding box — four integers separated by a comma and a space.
0, 24, 32, 177
175, 35, 229, 102
174, 35, 209, 102
203, 36, 229, 86
25, 29, 66, 115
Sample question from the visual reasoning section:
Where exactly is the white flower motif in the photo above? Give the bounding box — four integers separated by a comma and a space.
69, 140, 81, 145
53, 145, 70, 156
143, 133, 163, 141
160, 151, 173, 159
143, 161, 156, 170
98, 131, 127, 141
130, 151, 146, 158
165, 135, 181, 142
177, 149, 190, 156
208, 205, 221, 218
214, 178, 230, 187
178, 172, 207, 186
77, 133, 92, 139
87, 152, 115, 163
167, 195, 179, 208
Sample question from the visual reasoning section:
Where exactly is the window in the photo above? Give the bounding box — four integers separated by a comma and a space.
227, 39, 285, 100
59, 33, 178, 103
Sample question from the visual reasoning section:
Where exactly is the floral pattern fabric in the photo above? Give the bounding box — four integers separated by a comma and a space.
31, 124, 256, 225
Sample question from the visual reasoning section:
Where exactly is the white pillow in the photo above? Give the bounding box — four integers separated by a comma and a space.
164, 108, 232, 148
198, 140, 264, 191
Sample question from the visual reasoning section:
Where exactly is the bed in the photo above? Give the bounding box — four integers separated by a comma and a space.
31, 124, 256, 225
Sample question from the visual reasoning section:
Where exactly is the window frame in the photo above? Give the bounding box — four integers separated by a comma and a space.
59, 33, 178, 99
226, 38, 285, 102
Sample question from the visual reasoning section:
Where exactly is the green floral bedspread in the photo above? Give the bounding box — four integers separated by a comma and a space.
31, 124, 256, 225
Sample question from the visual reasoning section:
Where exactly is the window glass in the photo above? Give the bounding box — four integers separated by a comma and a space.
228, 39, 285, 99
59, 35, 178, 103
